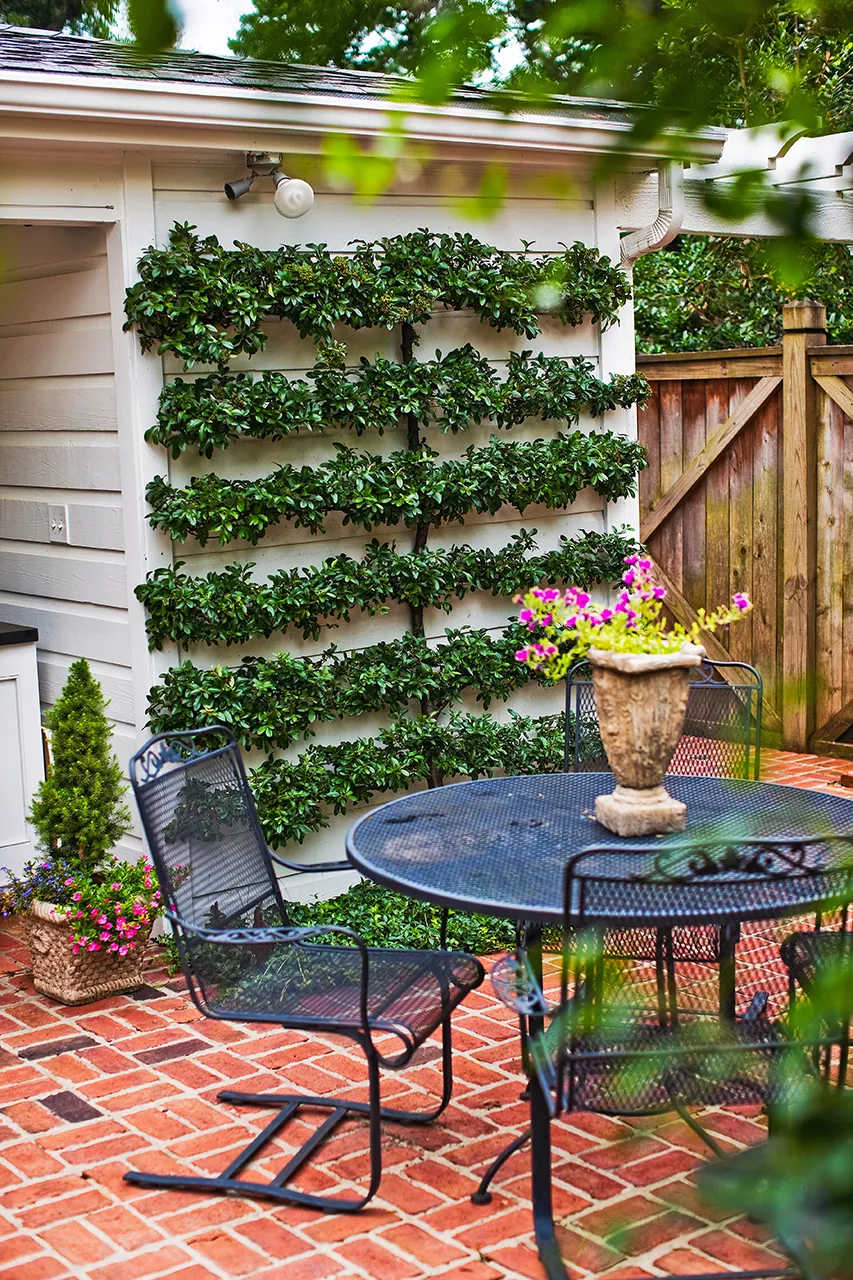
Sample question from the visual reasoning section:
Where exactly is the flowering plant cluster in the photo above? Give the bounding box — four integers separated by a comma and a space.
0, 854, 161, 956
514, 556, 752, 679
0, 658, 166, 959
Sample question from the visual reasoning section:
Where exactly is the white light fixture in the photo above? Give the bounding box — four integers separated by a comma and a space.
271, 171, 315, 219
224, 153, 314, 220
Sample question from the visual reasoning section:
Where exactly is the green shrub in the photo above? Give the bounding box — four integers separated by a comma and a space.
28, 658, 130, 863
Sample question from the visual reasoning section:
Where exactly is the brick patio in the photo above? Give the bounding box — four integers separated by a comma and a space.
1, 749, 851, 1280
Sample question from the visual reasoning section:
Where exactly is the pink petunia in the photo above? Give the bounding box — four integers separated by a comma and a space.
72, 892, 82, 901
515, 648, 530, 662
118, 946, 129, 957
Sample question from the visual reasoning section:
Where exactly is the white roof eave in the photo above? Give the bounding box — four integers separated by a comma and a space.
0, 68, 727, 163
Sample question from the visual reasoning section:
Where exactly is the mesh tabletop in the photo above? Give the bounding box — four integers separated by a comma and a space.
346, 774, 853, 927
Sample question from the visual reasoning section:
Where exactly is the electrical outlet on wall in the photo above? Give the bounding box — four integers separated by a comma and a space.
48, 505, 69, 544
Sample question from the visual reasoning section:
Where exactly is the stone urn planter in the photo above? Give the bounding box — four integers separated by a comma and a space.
588, 642, 705, 836
24, 901, 149, 1005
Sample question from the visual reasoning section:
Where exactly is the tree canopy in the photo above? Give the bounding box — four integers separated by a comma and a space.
0, 0, 178, 48
231, 0, 853, 137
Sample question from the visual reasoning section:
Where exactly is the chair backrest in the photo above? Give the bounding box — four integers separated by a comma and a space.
564, 657, 763, 779
540, 836, 853, 1115
129, 728, 286, 936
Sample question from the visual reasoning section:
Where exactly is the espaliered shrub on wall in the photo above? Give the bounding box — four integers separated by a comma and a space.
149, 350, 649, 457
138, 528, 638, 649
128, 223, 647, 853
125, 223, 633, 365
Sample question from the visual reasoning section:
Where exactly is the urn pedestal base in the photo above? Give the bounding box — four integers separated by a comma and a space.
594, 784, 686, 837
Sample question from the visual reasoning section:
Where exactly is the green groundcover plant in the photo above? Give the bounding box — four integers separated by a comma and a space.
0, 659, 163, 957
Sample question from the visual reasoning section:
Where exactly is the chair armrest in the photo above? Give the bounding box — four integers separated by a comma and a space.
162, 911, 374, 1040
268, 849, 352, 874
164, 910, 365, 950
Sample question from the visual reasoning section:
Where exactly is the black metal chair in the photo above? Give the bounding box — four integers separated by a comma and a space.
123, 728, 484, 1211
564, 656, 763, 779
564, 656, 764, 973
781, 906, 853, 1087
494, 837, 853, 1280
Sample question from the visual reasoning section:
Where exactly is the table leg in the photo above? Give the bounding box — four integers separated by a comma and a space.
719, 923, 739, 1022
526, 924, 570, 1280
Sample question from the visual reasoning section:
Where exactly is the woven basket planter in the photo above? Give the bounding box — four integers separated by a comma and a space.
24, 900, 150, 1005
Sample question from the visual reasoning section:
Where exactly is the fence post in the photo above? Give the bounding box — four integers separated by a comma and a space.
781, 300, 826, 750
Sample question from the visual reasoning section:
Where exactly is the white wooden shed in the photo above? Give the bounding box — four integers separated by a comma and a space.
0, 26, 726, 876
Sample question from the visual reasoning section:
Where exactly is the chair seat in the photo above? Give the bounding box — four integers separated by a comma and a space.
210, 944, 484, 1065
534, 1011, 795, 1117
781, 930, 853, 994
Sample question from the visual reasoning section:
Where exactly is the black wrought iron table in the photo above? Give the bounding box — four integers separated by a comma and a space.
346, 772, 853, 1280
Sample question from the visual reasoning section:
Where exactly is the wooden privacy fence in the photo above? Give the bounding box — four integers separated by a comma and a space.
637, 300, 853, 757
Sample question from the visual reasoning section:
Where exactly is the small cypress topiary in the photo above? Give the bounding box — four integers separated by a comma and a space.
29, 658, 131, 865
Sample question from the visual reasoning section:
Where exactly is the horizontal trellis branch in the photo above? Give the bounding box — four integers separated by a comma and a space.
150, 350, 650, 458
125, 224, 632, 367
249, 711, 589, 848
147, 432, 647, 546
136, 528, 639, 650
148, 629, 537, 752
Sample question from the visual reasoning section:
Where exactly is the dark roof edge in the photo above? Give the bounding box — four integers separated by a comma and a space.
0, 24, 722, 139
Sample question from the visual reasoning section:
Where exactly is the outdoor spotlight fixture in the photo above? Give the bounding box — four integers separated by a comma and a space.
224, 152, 315, 219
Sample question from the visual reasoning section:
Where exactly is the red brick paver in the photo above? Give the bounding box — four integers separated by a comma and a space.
1, 749, 850, 1280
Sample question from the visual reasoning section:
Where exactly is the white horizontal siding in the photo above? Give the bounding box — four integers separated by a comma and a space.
0, 223, 135, 759
0, 325, 114, 379
0, 378, 116, 432
0, 442, 121, 489
0, 497, 124, 550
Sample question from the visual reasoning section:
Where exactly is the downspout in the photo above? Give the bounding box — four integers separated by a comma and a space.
619, 160, 684, 264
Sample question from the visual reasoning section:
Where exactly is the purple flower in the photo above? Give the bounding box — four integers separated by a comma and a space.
653, 586, 666, 600
599, 608, 614, 622
574, 591, 590, 609
515, 648, 530, 663
733, 592, 750, 611
519, 609, 533, 624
